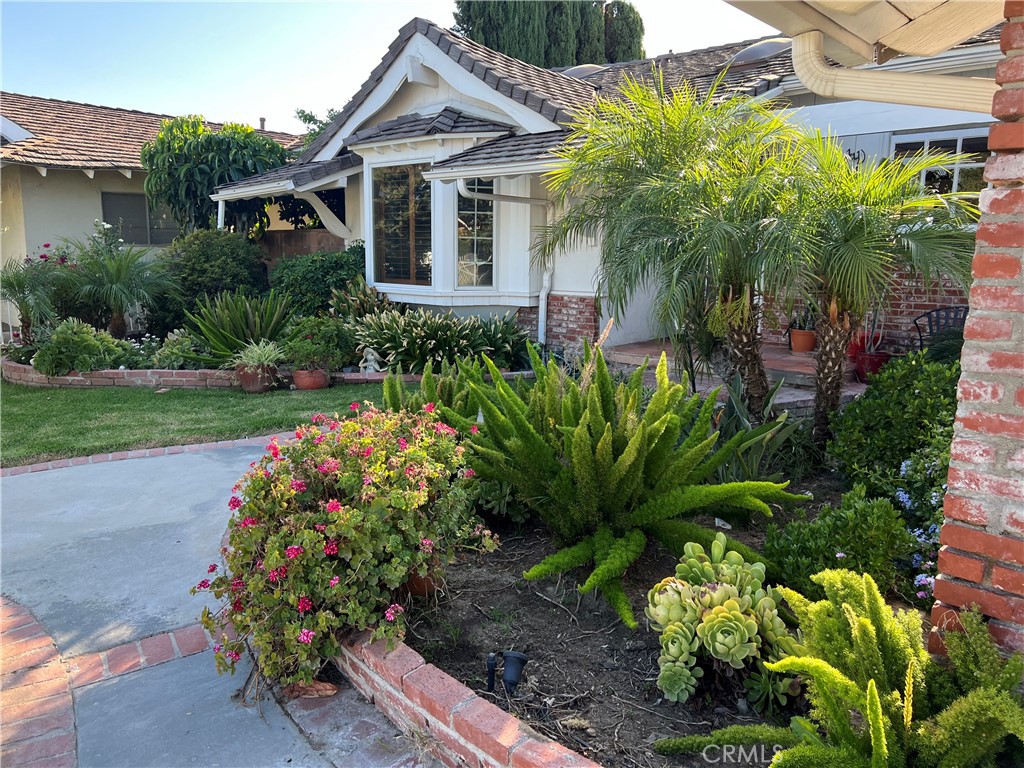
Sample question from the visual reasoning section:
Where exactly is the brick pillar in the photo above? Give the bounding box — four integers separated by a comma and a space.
931, 2, 1024, 653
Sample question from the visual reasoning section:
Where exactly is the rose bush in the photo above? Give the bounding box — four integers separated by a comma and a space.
196, 403, 495, 685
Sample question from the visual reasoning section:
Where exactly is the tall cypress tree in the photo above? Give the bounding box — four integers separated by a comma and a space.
576, 1, 607, 64
453, 1, 644, 68
604, 0, 645, 62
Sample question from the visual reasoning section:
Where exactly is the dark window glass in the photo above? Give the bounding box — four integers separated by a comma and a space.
100, 193, 180, 246
457, 179, 494, 287
894, 141, 924, 157
373, 164, 432, 286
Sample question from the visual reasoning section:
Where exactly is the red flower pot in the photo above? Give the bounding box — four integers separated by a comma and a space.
237, 365, 277, 394
855, 351, 891, 382
292, 369, 329, 390
790, 329, 816, 354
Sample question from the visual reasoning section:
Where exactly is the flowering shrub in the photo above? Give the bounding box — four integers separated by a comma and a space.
196, 404, 494, 685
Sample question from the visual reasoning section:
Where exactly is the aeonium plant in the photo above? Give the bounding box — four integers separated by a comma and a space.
195, 403, 497, 685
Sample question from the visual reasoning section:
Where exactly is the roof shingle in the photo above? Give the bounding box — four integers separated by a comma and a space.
347, 108, 513, 144
0, 91, 300, 171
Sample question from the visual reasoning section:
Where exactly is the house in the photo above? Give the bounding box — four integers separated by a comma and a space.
213, 16, 1001, 351
0, 92, 301, 332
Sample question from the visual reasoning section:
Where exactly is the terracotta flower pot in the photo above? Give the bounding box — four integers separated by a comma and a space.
789, 329, 816, 354
855, 351, 891, 382
237, 365, 277, 394
292, 369, 329, 390
403, 571, 438, 598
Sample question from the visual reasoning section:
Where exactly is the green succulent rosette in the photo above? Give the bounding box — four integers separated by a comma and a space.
659, 621, 700, 665
657, 660, 704, 703
696, 599, 761, 668
646, 578, 699, 631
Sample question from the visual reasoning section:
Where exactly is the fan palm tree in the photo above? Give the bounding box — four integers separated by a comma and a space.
0, 258, 58, 344
69, 245, 176, 338
793, 133, 977, 443
534, 74, 811, 416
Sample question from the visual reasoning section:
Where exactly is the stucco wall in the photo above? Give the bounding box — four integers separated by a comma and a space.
1, 165, 29, 333
19, 169, 146, 250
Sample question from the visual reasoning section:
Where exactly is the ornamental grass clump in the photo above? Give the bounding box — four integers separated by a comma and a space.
646, 533, 801, 711
447, 344, 805, 627
196, 404, 492, 685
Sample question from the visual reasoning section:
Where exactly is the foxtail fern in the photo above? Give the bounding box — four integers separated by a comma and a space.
457, 344, 805, 625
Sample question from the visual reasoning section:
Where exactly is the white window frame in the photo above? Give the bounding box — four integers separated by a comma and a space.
366, 157, 437, 291
890, 127, 991, 193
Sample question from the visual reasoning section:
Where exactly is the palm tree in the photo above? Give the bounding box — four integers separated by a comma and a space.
0, 258, 58, 344
534, 74, 811, 416
793, 134, 977, 443
69, 244, 176, 338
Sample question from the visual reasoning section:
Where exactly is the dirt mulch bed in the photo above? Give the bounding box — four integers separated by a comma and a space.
405, 473, 847, 766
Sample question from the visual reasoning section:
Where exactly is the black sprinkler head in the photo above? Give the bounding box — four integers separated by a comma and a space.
486, 652, 497, 693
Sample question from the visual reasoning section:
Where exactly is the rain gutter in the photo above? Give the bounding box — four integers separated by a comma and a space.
792, 30, 998, 114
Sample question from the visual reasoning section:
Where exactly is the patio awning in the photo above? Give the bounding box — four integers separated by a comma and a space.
211, 152, 362, 202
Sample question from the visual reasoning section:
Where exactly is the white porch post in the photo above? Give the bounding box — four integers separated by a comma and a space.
216, 200, 226, 230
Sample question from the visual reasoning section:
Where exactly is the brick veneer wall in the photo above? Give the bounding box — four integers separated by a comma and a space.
334, 633, 599, 768
546, 294, 599, 351
762, 276, 968, 352
932, 2, 1024, 654
0, 359, 238, 389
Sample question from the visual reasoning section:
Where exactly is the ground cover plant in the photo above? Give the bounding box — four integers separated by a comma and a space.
0, 380, 383, 466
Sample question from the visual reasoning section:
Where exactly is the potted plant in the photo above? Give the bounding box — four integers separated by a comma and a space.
788, 307, 816, 354
855, 309, 890, 382
228, 339, 284, 394
284, 316, 354, 390
196, 405, 497, 687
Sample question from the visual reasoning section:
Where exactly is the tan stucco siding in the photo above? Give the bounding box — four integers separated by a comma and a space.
19, 168, 147, 251
1, 165, 29, 333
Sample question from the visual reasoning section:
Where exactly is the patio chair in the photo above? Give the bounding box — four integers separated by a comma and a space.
913, 305, 969, 350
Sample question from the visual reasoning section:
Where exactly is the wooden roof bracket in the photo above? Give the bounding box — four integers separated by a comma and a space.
792, 30, 997, 114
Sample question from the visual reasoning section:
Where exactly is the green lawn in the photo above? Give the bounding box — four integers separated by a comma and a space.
0, 381, 385, 467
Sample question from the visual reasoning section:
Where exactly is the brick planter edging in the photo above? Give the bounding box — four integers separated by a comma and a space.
0, 359, 237, 390
1, 358, 536, 390
333, 634, 600, 768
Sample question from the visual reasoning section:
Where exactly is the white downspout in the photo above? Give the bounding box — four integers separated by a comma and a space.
216, 200, 226, 230
456, 178, 554, 345
792, 31, 998, 114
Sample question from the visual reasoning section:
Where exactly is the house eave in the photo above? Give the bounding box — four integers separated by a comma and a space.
423, 158, 563, 181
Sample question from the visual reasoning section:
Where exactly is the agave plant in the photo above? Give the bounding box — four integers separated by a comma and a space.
185, 289, 297, 366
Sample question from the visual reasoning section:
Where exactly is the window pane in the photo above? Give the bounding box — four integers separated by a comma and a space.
894, 141, 924, 157
101, 193, 149, 245
923, 168, 954, 194
373, 164, 432, 286
957, 166, 986, 193
457, 179, 494, 287
929, 138, 958, 153
961, 135, 989, 162
148, 202, 179, 245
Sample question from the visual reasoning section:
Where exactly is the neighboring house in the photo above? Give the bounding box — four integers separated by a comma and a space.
0, 92, 300, 333
213, 17, 1000, 351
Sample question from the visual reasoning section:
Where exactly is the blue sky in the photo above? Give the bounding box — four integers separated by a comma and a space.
1, 1, 777, 135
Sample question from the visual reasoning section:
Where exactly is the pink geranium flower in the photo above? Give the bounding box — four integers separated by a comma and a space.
323, 539, 339, 555
384, 603, 405, 622
207, 564, 218, 573
228, 496, 243, 510
423, 402, 435, 413
285, 545, 304, 559
326, 499, 342, 513
350, 402, 360, 411
290, 479, 307, 492
297, 628, 316, 644
297, 596, 313, 613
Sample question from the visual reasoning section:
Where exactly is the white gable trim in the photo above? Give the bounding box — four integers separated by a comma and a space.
313, 34, 561, 163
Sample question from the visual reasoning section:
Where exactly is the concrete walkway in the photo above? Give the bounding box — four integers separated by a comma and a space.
1, 442, 432, 767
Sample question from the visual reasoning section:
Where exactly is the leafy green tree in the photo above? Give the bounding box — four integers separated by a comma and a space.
576, 1, 607, 63
792, 135, 976, 443
536, 75, 809, 417
604, 0, 645, 62
454, 0, 643, 67
141, 116, 289, 235
294, 107, 341, 147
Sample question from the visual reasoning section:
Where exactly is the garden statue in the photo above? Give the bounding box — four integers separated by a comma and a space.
359, 347, 384, 373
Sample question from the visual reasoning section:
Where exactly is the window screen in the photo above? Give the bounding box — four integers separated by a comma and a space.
373, 164, 432, 286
